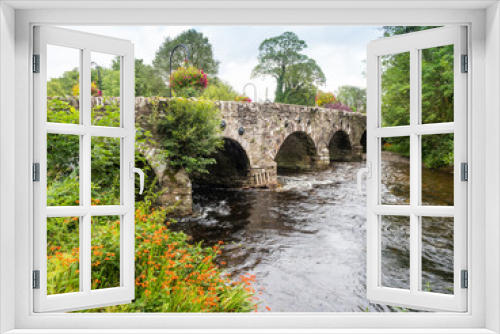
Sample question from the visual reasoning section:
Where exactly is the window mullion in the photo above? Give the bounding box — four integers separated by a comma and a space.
81, 48, 92, 294
409, 47, 420, 294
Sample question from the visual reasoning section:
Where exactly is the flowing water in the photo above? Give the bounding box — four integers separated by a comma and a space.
173, 157, 454, 312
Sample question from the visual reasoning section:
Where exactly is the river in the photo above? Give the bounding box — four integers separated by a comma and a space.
173, 157, 455, 312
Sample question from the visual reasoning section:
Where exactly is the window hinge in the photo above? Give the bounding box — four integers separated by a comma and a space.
33, 270, 40, 289
461, 162, 468, 181
461, 270, 468, 289
33, 54, 40, 73
33, 163, 40, 182
461, 54, 468, 73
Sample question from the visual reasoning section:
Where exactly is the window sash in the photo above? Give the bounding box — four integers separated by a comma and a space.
366, 26, 467, 312
33, 25, 136, 313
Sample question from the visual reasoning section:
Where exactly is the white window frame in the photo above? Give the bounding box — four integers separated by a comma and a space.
1, 2, 498, 333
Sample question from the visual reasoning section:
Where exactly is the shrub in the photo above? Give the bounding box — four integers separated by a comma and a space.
156, 98, 223, 174
71, 81, 101, 97
47, 188, 259, 312
202, 80, 238, 101
235, 95, 252, 103
324, 102, 353, 112
170, 65, 208, 98
315, 91, 336, 107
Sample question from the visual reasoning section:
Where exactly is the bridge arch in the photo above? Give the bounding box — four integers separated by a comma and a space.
275, 131, 319, 171
360, 130, 367, 153
192, 137, 252, 188
328, 130, 353, 162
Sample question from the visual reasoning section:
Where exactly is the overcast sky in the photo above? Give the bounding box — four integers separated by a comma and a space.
55, 26, 384, 101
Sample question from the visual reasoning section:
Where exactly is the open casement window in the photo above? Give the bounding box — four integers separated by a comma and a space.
33, 26, 137, 312
365, 26, 467, 312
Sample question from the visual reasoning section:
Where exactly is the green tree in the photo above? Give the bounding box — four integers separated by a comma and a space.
153, 29, 220, 82
47, 69, 79, 97
381, 26, 454, 169
282, 59, 325, 106
336, 85, 366, 113
46, 58, 165, 98
251, 31, 324, 103
202, 79, 238, 101
134, 59, 166, 97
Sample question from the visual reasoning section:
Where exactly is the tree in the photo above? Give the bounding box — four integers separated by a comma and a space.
46, 58, 166, 98
153, 29, 220, 82
47, 69, 79, 97
380, 26, 454, 169
282, 59, 325, 106
335, 85, 366, 113
251, 31, 324, 103
202, 79, 239, 101
134, 59, 167, 96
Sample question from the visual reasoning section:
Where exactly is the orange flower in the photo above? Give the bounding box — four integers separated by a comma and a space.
266, 306, 271, 311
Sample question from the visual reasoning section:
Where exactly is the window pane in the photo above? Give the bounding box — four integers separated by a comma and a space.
91, 215, 121, 290
381, 136, 410, 205
91, 52, 121, 127
381, 215, 410, 290
47, 44, 80, 124
91, 137, 121, 205
421, 217, 454, 295
381, 52, 410, 127
47, 134, 80, 206
47, 216, 80, 295
421, 45, 454, 124
421, 133, 454, 206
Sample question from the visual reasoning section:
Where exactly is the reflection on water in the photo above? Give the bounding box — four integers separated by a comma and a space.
172, 160, 454, 312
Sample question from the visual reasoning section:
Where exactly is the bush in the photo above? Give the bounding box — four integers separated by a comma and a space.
72, 81, 102, 97
156, 98, 223, 174
47, 189, 259, 312
235, 95, 251, 102
170, 65, 208, 98
202, 80, 238, 101
324, 102, 353, 112
315, 91, 336, 107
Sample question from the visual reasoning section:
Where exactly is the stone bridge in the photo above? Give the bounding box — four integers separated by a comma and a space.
62, 97, 366, 214
195, 101, 367, 188
135, 98, 366, 213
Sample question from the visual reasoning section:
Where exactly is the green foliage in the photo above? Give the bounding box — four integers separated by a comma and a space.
201, 80, 238, 101
46, 58, 165, 98
156, 98, 223, 174
251, 31, 325, 103
336, 85, 366, 113
282, 59, 324, 106
380, 26, 453, 169
47, 69, 79, 97
153, 29, 220, 81
135, 59, 166, 97
47, 190, 258, 312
